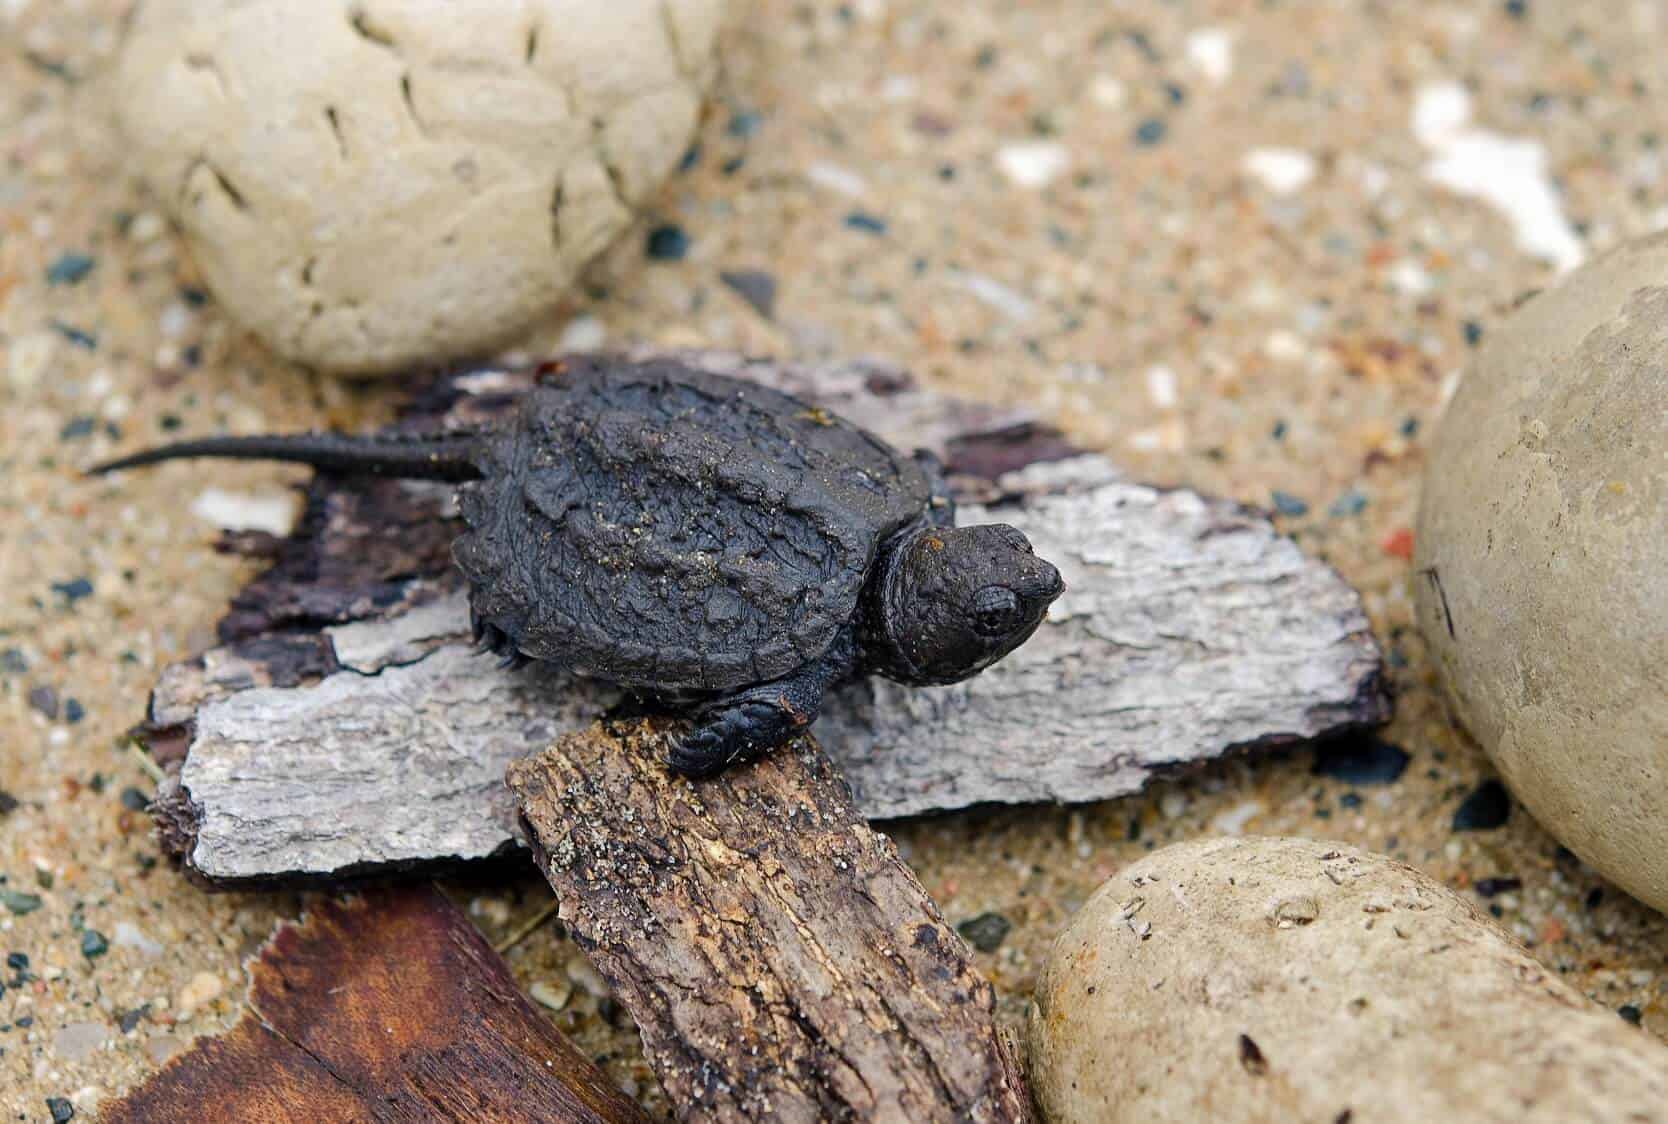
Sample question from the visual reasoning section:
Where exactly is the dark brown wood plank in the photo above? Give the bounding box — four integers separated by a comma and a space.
103, 885, 649, 1124
509, 719, 1034, 1124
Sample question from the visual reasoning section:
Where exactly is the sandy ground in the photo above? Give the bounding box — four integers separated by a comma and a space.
3, 0, 1665, 1118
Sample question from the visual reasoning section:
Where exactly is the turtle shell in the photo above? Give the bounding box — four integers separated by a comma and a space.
452, 357, 931, 690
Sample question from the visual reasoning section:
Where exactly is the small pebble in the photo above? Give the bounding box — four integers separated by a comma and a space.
719, 269, 777, 319
51, 321, 97, 349
565, 957, 610, 999
645, 224, 689, 261
46, 1097, 75, 1123
1329, 490, 1368, 517
118, 1006, 149, 1034
80, 930, 109, 960
1381, 527, 1415, 559
1271, 491, 1309, 517
112, 921, 163, 958
806, 161, 867, 198
1473, 877, 1523, 897
1184, 27, 1234, 84
996, 141, 1070, 189
63, 698, 84, 724
843, 211, 888, 235
0, 791, 18, 816
1134, 118, 1168, 146
52, 1022, 108, 1062
1, 895, 41, 922
28, 684, 60, 720
1242, 148, 1316, 195
176, 971, 224, 1016
529, 979, 573, 1011
59, 416, 96, 440
557, 315, 606, 351
119, 787, 150, 812
52, 577, 94, 604
1618, 1005, 1643, 1025
46, 251, 95, 286
1453, 780, 1512, 831
957, 911, 1013, 953
145, 1035, 183, 1065
0, 648, 27, 674
726, 109, 761, 138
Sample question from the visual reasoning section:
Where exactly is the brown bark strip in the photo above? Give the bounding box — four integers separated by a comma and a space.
508, 719, 1034, 1124
103, 885, 649, 1124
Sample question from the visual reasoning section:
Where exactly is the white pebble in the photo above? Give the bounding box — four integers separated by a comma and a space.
881, 75, 916, 102
1264, 330, 1308, 362
1089, 76, 1126, 109
1145, 365, 1178, 409
806, 161, 868, 198
529, 980, 573, 1011
558, 314, 606, 352
52, 1022, 108, 1063
1242, 148, 1316, 195
1413, 81, 1584, 271
7, 331, 57, 390
175, 971, 223, 1017
1159, 791, 1190, 819
997, 141, 1071, 189
128, 211, 166, 243
1389, 259, 1433, 295
1212, 800, 1265, 835
950, 271, 1035, 323
158, 302, 194, 339
565, 957, 610, 998
190, 488, 300, 537
112, 921, 163, 958
1184, 28, 1234, 85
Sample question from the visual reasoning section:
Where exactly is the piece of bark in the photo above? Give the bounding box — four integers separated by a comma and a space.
140, 351, 1388, 885
509, 720, 1034, 1124
103, 884, 649, 1123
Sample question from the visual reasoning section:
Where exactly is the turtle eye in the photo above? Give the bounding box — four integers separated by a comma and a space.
972, 585, 1022, 636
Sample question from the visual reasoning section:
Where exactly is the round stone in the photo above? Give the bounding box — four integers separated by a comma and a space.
1026, 837, 1668, 1123
115, 0, 726, 375
1415, 232, 1668, 914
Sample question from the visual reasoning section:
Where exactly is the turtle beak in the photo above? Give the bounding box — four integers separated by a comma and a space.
1023, 559, 1065, 605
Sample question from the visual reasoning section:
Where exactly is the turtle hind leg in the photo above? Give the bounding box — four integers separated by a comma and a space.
666, 680, 822, 778
470, 611, 530, 671
665, 638, 858, 777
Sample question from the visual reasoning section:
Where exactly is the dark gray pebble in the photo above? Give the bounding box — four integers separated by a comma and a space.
956, 911, 1013, 953
1453, 780, 1512, 831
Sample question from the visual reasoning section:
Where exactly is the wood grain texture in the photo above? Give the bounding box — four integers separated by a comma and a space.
139, 352, 1388, 885
103, 884, 648, 1123
509, 719, 1034, 1124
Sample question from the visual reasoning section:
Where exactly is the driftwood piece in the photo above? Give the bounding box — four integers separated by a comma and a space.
141, 352, 1388, 885
509, 720, 1033, 1123
103, 884, 648, 1123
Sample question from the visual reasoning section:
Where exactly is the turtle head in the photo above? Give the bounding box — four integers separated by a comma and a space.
868, 524, 1063, 685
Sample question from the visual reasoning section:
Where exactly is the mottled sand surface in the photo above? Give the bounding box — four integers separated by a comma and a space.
3, 1, 1665, 1118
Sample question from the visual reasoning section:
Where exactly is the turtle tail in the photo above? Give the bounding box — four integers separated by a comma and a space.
87, 430, 484, 482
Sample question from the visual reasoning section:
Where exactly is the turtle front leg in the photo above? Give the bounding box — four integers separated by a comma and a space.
666, 640, 855, 777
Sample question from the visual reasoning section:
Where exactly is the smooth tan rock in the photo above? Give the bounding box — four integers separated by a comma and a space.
1027, 837, 1668, 1124
115, 0, 725, 374
1415, 233, 1668, 914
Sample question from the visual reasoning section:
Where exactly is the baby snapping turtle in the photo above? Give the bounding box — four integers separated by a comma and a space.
94, 357, 1064, 776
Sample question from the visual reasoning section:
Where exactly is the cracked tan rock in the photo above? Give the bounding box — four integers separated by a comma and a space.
1415, 232, 1668, 915
114, 0, 727, 374
1027, 837, 1668, 1124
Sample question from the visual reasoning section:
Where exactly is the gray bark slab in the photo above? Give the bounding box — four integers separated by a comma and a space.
142, 352, 1387, 886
